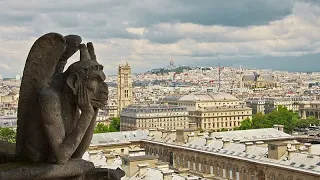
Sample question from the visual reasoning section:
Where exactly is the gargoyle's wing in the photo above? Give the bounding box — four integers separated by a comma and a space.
15, 33, 67, 158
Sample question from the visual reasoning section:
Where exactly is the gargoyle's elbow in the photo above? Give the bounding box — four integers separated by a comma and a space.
55, 153, 70, 164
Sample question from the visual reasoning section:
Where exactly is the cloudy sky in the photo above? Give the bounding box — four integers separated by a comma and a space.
1, 0, 320, 77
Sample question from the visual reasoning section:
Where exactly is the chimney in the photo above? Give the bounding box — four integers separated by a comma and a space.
162, 170, 174, 180
187, 134, 195, 143
245, 142, 254, 152
287, 149, 296, 160
273, 124, 279, 130
186, 177, 199, 180
222, 139, 230, 149
299, 146, 308, 153
156, 162, 169, 171
232, 138, 240, 143
304, 143, 312, 154
255, 141, 264, 146
205, 137, 213, 146
137, 164, 149, 177
278, 125, 284, 132
292, 141, 301, 150
215, 136, 223, 141
189, 123, 197, 130
149, 129, 156, 137
197, 133, 204, 138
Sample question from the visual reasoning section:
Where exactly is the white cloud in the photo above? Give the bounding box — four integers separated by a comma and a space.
126, 27, 147, 35
0, 63, 12, 70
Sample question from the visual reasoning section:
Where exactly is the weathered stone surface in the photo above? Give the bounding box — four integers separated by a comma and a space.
85, 167, 126, 180
0, 141, 15, 164
0, 159, 94, 180
15, 33, 108, 164
0, 159, 125, 180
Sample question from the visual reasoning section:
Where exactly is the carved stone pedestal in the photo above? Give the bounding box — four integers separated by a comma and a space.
0, 159, 124, 180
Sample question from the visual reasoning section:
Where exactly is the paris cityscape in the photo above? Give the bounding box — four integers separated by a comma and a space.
1, 0, 320, 180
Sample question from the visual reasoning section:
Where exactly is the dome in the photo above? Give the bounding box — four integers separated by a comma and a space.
179, 92, 238, 102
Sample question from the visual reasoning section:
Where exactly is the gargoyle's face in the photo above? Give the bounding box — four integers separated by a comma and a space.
84, 70, 108, 109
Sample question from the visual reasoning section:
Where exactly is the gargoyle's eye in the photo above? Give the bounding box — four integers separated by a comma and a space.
88, 78, 99, 90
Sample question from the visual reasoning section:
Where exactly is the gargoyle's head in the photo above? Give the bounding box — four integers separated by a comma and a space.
65, 43, 108, 109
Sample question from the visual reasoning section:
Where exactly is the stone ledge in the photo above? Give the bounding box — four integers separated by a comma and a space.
0, 159, 94, 180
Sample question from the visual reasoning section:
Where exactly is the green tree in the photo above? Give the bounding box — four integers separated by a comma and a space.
110, 117, 120, 132
239, 118, 252, 130
306, 116, 320, 126
220, 128, 228, 132
251, 112, 267, 129
265, 106, 298, 133
94, 123, 109, 133
295, 119, 309, 128
0, 127, 16, 143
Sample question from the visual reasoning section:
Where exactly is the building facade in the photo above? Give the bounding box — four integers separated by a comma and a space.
240, 73, 279, 89
189, 105, 252, 131
117, 62, 133, 117
177, 92, 252, 131
103, 99, 118, 118
264, 97, 296, 114
299, 96, 320, 119
245, 98, 266, 114
246, 97, 302, 115
120, 104, 189, 131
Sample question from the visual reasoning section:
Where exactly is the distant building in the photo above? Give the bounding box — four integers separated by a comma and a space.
117, 62, 133, 117
120, 104, 189, 131
240, 72, 279, 89
245, 98, 266, 114
246, 97, 303, 115
15, 75, 21, 80
177, 92, 252, 131
166, 59, 176, 70
265, 97, 298, 114
103, 99, 118, 118
299, 96, 320, 119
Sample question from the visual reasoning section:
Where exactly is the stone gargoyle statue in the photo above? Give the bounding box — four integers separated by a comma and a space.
0, 33, 125, 180
15, 33, 109, 164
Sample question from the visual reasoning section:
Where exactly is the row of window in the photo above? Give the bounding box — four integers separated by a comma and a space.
122, 117, 188, 123
201, 111, 250, 116
200, 116, 248, 122
179, 102, 239, 106
136, 123, 188, 128
201, 121, 241, 129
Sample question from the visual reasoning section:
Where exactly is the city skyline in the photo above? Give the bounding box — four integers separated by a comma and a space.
1, 0, 320, 77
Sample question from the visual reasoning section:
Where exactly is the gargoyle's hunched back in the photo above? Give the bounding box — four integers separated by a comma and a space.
15, 33, 83, 162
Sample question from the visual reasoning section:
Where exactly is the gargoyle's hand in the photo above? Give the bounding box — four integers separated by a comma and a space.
77, 83, 94, 113
61, 35, 82, 61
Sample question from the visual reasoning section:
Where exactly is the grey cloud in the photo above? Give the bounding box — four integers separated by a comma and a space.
133, 0, 293, 27
0, 0, 295, 40
0, 0, 319, 77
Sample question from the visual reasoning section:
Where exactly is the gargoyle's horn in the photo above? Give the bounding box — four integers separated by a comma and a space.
79, 43, 91, 62
87, 42, 97, 62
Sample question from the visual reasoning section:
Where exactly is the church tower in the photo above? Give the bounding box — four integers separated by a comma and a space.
117, 62, 133, 116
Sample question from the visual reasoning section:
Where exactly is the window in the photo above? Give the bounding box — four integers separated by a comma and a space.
124, 74, 128, 86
